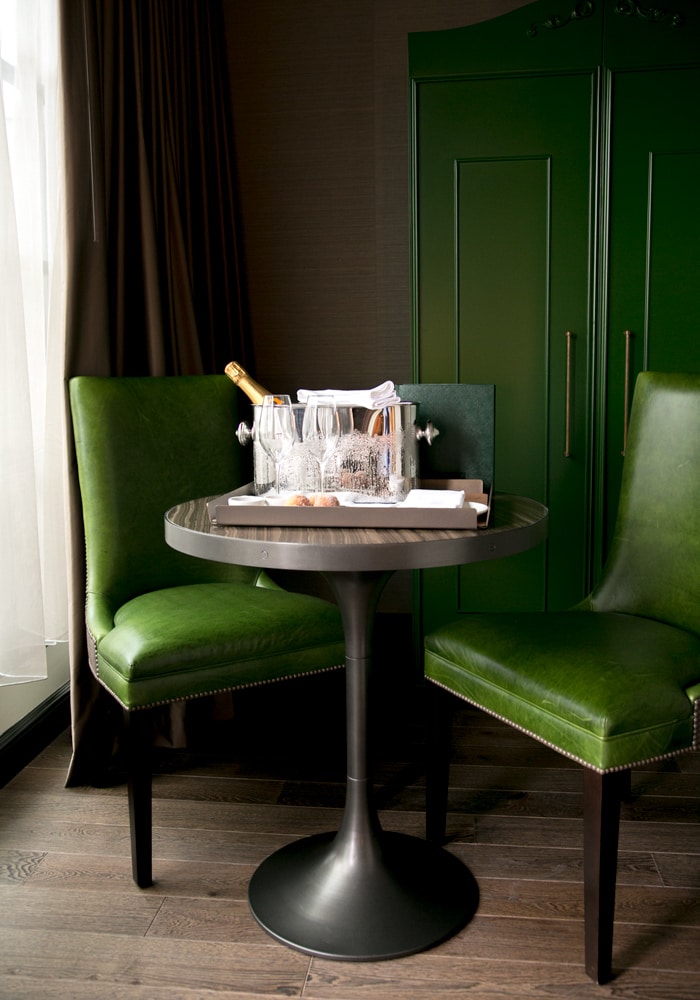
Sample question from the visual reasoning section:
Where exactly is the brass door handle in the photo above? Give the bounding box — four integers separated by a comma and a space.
622, 330, 633, 456
564, 331, 573, 458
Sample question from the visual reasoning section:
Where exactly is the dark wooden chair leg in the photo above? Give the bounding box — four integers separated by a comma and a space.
583, 767, 627, 984
124, 708, 153, 888
425, 684, 454, 844
619, 767, 633, 802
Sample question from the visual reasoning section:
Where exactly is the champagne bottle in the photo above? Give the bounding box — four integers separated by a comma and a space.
224, 361, 281, 405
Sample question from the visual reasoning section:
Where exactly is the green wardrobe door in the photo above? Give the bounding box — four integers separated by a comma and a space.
600, 62, 700, 565
413, 66, 595, 627
410, 0, 700, 632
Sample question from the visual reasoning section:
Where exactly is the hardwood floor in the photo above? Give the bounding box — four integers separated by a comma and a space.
1, 670, 699, 999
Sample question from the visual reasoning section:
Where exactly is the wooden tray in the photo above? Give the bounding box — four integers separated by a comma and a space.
207, 480, 491, 529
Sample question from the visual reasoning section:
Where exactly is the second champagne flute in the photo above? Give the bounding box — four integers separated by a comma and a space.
256, 395, 296, 495
302, 394, 340, 493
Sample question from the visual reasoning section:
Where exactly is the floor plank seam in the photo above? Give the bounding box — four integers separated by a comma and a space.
2, 713, 699, 996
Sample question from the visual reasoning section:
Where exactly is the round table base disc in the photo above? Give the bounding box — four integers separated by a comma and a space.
248, 830, 479, 961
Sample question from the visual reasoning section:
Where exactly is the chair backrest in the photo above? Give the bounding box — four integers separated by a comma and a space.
69, 375, 256, 636
588, 371, 700, 636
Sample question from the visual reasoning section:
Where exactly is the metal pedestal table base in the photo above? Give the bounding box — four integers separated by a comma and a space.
248, 570, 479, 960
248, 822, 478, 960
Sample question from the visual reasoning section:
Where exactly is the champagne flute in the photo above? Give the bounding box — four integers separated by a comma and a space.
255, 395, 296, 495
302, 394, 340, 493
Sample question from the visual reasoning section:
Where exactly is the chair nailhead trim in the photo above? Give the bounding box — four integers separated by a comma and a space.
427, 677, 700, 775
90, 641, 343, 711
85, 595, 344, 712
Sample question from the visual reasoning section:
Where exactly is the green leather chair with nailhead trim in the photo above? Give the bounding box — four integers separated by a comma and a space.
69, 375, 345, 889
424, 371, 700, 984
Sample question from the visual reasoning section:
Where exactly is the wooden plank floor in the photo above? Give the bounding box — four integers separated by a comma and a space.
1, 672, 699, 999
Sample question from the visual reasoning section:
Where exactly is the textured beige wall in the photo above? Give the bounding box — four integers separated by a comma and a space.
222, 1, 530, 397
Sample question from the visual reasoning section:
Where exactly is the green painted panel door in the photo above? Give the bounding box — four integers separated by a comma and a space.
413, 71, 594, 629
600, 65, 700, 564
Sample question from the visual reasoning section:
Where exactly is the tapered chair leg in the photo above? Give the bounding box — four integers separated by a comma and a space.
124, 709, 154, 888
425, 685, 454, 844
583, 768, 627, 984
619, 768, 633, 803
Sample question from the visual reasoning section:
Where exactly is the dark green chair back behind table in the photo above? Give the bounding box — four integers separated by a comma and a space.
424, 371, 700, 983
69, 375, 345, 887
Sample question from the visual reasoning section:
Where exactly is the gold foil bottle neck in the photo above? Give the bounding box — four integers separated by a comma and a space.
224, 361, 279, 405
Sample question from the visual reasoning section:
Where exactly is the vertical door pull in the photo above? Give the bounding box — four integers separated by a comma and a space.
622, 330, 632, 456
564, 330, 573, 458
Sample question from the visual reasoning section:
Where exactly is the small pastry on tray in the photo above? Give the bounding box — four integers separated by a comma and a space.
282, 493, 340, 508
312, 494, 340, 507
283, 493, 312, 506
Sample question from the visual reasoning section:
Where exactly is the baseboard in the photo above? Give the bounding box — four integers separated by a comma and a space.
0, 682, 70, 787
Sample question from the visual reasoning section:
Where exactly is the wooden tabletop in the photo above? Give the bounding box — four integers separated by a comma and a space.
165, 493, 548, 574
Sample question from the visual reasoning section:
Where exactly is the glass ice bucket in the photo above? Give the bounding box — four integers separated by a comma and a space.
237, 402, 436, 500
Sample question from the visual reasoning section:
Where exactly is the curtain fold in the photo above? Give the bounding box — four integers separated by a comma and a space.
61, 0, 251, 784
1, 0, 69, 687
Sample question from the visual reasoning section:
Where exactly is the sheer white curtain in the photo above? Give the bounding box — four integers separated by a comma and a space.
0, 0, 68, 685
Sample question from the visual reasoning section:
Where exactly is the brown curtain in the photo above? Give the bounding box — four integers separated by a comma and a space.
61, 0, 251, 784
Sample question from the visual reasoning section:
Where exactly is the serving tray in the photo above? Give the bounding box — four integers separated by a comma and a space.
207, 480, 491, 530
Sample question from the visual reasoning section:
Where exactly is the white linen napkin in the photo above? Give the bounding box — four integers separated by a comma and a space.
228, 496, 266, 506
297, 381, 400, 409
401, 489, 465, 509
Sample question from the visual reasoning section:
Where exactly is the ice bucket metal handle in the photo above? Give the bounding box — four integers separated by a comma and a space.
236, 421, 254, 446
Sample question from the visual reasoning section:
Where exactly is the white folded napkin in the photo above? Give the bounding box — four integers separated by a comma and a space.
401, 489, 465, 509
297, 381, 400, 409
228, 495, 266, 506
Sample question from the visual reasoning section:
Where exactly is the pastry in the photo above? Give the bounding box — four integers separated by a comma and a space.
283, 493, 312, 506
312, 494, 340, 507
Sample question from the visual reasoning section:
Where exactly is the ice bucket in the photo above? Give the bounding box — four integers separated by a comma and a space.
236, 402, 437, 500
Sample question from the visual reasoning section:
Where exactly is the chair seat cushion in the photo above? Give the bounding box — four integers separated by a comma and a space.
95, 583, 345, 709
425, 611, 700, 771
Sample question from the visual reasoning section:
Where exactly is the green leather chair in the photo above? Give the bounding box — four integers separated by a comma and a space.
423, 371, 700, 984
69, 375, 345, 889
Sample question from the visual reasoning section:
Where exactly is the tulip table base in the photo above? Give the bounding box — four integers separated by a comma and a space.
248, 826, 478, 961
248, 568, 478, 960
